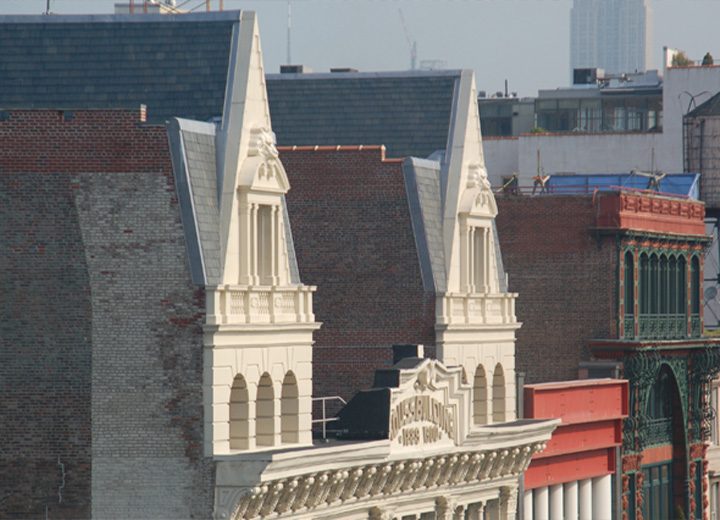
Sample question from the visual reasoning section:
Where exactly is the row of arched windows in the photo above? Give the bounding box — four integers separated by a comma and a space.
229, 371, 299, 450
472, 363, 507, 425
624, 251, 700, 317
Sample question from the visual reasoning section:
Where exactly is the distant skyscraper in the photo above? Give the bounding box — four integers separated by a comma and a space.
571, 0, 652, 75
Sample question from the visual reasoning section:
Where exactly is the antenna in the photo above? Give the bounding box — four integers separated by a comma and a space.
44, 0, 52, 14
286, 0, 292, 64
398, 9, 417, 70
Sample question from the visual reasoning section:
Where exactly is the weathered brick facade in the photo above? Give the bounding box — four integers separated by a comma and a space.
1, 173, 93, 519
494, 195, 618, 383
0, 109, 213, 519
280, 146, 436, 407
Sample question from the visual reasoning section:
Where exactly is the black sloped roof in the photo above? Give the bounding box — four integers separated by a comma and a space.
267, 70, 461, 159
0, 12, 239, 123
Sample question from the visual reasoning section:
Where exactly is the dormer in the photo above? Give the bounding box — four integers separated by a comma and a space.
234, 127, 292, 287
458, 163, 498, 295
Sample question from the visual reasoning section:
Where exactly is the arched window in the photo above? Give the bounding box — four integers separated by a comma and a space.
649, 254, 659, 314
624, 251, 635, 316
257, 205, 274, 285
473, 365, 488, 425
229, 374, 250, 450
679, 256, 687, 316
492, 363, 506, 423
256, 373, 276, 446
281, 371, 299, 444
639, 254, 649, 314
669, 256, 677, 314
659, 255, 668, 314
691, 256, 700, 315
648, 368, 673, 419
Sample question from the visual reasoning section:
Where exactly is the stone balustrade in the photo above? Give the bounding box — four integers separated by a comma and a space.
206, 285, 315, 325
437, 292, 517, 327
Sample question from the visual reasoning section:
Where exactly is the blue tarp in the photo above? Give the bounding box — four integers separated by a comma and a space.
546, 173, 700, 199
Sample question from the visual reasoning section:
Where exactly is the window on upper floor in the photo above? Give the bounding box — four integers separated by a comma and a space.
257, 204, 274, 285
692, 256, 700, 315
628, 249, 701, 340
625, 251, 635, 316
462, 224, 489, 294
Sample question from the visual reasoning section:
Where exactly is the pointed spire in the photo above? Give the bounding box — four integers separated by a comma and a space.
216, 10, 273, 205
441, 70, 490, 285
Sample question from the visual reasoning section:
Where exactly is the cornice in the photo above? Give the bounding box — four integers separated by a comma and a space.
216, 436, 551, 520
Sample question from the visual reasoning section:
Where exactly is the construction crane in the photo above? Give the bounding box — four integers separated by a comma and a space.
398, 8, 417, 71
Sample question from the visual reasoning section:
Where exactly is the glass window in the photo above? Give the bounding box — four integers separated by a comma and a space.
625, 251, 635, 315
692, 256, 700, 314
679, 256, 687, 316
640, 254, 649, 314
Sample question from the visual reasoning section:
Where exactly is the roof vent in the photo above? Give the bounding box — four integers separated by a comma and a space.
330, 67, 359, 73
280, 65, 305, 74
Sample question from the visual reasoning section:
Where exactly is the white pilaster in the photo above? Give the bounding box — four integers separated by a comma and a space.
578, 479, 592, 520
250, 202, 259, 284
564, 480, 579, 520
592, 475, 612, 520
523, 490, 533, 520
549, 484, 563, 520
533, 486, 549, 520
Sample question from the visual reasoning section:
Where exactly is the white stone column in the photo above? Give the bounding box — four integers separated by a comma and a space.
564, 481, 579, 520
239, 200, 253, 284
500, 486, 518, 519
533, 486, 549, 520
482, 226, 489, 292
523, 490, 533, 520
250, 202, 259, 284
271, 204, 279, 284
592, 475, 612, 520
549, 484, 563, 520
468, 226, 475, 291
578, 479, 592, 520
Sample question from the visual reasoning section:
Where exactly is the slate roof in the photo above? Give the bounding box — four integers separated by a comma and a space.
402, 157, 509, 294
167, 117, 300, 286
403, 157, 447, 293
0, 12, 239, 123
686, 91, 720, 118
266, 71, 462, 159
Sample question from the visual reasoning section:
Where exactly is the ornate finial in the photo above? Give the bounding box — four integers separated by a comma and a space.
248, 127, 279, 160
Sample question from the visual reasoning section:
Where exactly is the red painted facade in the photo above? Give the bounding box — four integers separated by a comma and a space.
595, 189, 706, 236
524, 379, 629, 490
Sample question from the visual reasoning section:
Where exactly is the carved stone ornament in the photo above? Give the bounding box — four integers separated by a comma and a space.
221, 441, 544, 520
247, 127, 279, 160
414, 364, 438, 392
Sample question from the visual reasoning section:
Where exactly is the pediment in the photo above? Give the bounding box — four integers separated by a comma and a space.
237, 127, 290, 194
339, 358, 473, 453
459, 162, 497, 218
388, 359, 470, 451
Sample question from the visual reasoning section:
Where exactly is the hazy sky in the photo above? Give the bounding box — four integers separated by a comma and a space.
3, 0, 719, 96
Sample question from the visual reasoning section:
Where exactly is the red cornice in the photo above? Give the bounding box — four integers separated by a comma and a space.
595, 190, 706, 236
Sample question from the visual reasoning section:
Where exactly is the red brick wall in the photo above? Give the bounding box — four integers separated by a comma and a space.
495, 195, 618, 383
281, 147, 436, 405
0, 108, 169, 174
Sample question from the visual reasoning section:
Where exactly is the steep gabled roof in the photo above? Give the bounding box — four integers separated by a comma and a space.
0, 12, 239, 123
266, 70, 462, 158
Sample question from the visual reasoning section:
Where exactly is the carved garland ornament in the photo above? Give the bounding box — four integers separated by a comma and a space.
218, 442, 545, 520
